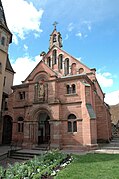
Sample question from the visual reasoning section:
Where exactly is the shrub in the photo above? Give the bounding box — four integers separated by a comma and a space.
0, 150, 72, 178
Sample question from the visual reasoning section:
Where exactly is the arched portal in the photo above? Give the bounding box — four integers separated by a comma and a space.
2, 115, 13, 144
38, 112, 50, 145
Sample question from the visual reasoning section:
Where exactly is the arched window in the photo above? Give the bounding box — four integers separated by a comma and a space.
0, 62, 2, 73
79, 68, 84, 74
68, 114, 76, 119
72, 84, 76, 93
73, 121, 77, 132
19, 91, 25, 100
47, 57, 51, 67
65, 58, 69, 75
66, 85, 71, 94
71, 63, 76, 75
68, 114, 77, 132
58, 54, 63, 70
1, 36, 5, 46
18, 117, 24, 133
53, 49, 57, 64
68, 121, 72, 132
66, 84, 76, 94
53, 34, 57, 42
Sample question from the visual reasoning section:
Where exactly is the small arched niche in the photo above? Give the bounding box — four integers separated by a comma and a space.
79, 67, 84, 74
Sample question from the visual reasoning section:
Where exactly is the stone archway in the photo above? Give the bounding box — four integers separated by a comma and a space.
38, 112, 50, 145
2, 115, 13, 144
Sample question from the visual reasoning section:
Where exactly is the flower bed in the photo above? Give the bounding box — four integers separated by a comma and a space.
0, 150, 73, 178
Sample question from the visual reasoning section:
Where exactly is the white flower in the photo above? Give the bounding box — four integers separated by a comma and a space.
51, 170, 56, 176
60, 163, 67, 167
37, 168, 40, 172
56, 169, 60, 172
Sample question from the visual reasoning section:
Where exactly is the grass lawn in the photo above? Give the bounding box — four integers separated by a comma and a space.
55, 153, 119, 179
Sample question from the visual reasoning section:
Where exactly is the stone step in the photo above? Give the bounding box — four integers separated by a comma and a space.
9, 151, 40, 160
113, 136, 119, 138
0, 153, 7, 161
33, 147, 47, 151
96, 137, 119, 153
11, 153, 37, 158
111, 138, 119, 141
104, 144, 119, 147
101, 146, 119, 150
99, 144, 119, 149
33, 144, 49, 151
9, 155, 31, 160
95, 149, 119, 154
111, 141, 119, 143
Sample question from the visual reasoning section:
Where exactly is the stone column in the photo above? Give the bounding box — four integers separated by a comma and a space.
69, 65, 72, 75
63, 60, 65, 75
50, 120, 62, 149
51, 55, 53, 68
22, 122, 37, 148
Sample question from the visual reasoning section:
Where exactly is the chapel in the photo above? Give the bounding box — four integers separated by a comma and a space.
3, 23, 112, 150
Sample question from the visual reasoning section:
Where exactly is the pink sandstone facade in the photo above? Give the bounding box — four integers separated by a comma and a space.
3, 26, 112, 150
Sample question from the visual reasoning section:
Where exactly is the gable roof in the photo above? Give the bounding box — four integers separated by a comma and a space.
23, 59, 58, 83
45, 44, 92, 72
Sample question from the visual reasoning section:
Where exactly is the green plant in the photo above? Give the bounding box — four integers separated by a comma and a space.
0, 166, 5, 178
0, 149, 70, 178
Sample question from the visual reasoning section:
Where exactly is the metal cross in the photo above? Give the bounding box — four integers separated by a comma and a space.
53, 21, 58, 30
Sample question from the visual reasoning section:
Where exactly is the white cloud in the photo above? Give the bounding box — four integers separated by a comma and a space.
82, 20, 92, 32
67, 23, 74, 32
88, 25, 91, 31
76, 32, 83, 38
102, 72, 112, 77
96, 71, 113, 88
84, 34, 88, 38
12, 55, 42, 85
34, 33, 41, 39
24, 44, 28, 51
12, 35, 19, 45
64, 34, 69, 40
76, 31, 88, 38
75, 21, 91, 39
76, 57, 82, 61
105, 90, 119, 105
96, 70, 118, 105
2, 0, 44, 44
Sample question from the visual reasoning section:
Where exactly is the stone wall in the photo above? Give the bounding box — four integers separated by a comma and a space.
110, 104, 119, 125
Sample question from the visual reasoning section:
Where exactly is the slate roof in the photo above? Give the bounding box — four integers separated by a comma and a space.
6, 55, 15, 73
0, 0, 12, 43
86, 103, 96, 119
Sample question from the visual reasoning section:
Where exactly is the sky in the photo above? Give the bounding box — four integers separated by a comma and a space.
2, 0, 119, 105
